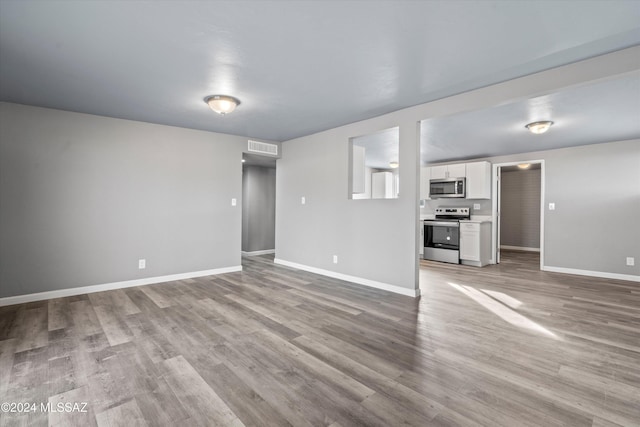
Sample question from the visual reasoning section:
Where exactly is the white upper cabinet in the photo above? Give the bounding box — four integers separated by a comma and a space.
420, 161, 491, 200
466, 161, 491, 199
447, 163, 467, 178
429, 165, 447, 180
430, 164, 466, 179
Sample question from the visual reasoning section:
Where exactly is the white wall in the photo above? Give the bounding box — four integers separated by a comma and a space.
275, 116, 421, 296
275, 47, 640, 294
487, 139, 640, 277
0, 103, 245, 299
2, 47, 637, 300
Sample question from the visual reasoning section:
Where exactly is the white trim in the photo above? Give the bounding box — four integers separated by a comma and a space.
274, 258, 420, 298
543, 266, 640, 283
500, 245, 540, 253
0, 266, 243, 307
241, 249, 275, 256
491, 159, 545, 270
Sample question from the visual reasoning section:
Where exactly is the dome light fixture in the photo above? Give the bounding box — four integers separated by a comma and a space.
525, 120, 553, 134
517, 163, 531, 169
205, 95, 240, 115
389, 161, 399, 169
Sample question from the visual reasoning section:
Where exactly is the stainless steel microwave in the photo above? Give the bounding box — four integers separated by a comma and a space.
429, 178, 466, 198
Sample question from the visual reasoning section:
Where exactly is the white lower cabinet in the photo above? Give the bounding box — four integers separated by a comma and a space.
459, 221, 491, 267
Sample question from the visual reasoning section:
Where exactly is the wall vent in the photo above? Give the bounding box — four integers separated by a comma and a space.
248, 140, 278, 156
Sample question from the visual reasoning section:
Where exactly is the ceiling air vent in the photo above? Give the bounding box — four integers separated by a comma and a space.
248, 140, 278, 156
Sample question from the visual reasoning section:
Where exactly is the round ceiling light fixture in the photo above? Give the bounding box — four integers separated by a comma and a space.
517, 163, 531, 169
205, 95, 240, 115
525, 120, 553, 134
389, 161, 399, 169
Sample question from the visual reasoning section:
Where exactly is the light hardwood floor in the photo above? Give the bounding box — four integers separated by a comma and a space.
1, 251, 639, 426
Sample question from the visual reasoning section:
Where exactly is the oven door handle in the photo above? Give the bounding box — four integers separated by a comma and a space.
424, 221, 460, 228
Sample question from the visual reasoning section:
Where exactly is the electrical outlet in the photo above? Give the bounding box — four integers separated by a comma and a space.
333, 255, 338, 264
301, 196, 306, 205
231, 198, 237, 206
627, 257, 635, 266
548, 202, 555, 210
138, 259, 146, 269
473, 203, 481, 210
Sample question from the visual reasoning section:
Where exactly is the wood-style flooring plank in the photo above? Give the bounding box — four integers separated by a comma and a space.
95, 398, 147, 427
138, 286, 174, 309
161, 355, 244, 427
48, 385, 97, 427
0, 251, 638, 426
14, 307, 48, 353
93, 305, 134, 347
48, 298, 72, 331
196, 362, 292, 427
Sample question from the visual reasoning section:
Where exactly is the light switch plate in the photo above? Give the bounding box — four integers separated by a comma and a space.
473, 203, 481, 210
231, 198, 237, 206
548, 202, 555, 210
627, 257, 635, 266
301, 196, 306, 205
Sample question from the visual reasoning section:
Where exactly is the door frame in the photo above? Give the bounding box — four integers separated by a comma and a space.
491, 160, 545, 270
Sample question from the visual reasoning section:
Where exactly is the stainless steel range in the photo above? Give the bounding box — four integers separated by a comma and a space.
423, 207, 471, 264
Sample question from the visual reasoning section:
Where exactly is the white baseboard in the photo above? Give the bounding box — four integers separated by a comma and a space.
0, 265, 243, 307
274, 258, 420, 298
241, 249, 275, 256
542, 266, 639, 283
501, 245, 540, 253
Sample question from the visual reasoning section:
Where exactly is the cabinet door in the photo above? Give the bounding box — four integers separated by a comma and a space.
466, 161, 491, 199
420, 167, 431, 199
447, 163, 466, 178
430, 165, 448, 180
460, 223, 480, 261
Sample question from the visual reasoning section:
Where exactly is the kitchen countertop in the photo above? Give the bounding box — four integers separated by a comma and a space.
460, 217, 492, 223
420, 215, 492, 222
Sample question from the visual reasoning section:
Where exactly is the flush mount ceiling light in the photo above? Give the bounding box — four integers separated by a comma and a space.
389, 161, 399, 169
204, 95, 240, 115
525, 120, 554, 134
517, 163, 531, 169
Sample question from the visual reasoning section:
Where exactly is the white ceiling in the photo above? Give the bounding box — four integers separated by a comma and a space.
420, 72, 640, 164
1, 1, 639, 146
352, 127, 399, 170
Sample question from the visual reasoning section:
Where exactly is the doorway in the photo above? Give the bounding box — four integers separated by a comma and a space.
241, 153, 277, 258
492, 160, 545, 269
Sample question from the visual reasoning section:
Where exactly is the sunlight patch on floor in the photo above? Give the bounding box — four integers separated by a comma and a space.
448, 282, 559, 340
480, 289, 522, 309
